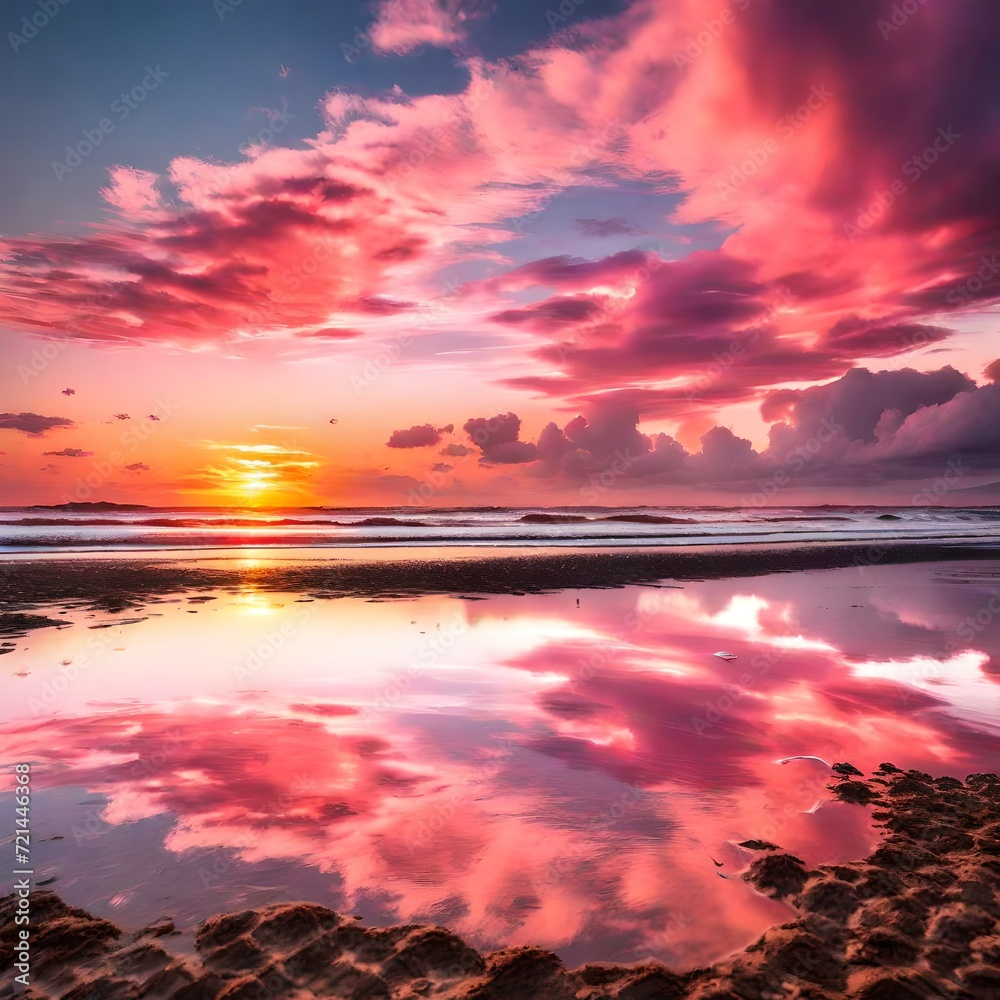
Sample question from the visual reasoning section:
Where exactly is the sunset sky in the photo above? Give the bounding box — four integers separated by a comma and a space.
1, 0, 998, 507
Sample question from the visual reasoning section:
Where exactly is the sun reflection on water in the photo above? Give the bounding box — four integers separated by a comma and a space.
1, 560, 998, 969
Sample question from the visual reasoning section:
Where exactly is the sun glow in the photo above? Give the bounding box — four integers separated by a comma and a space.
186, 440, 325, 506
239, 471, 277, 493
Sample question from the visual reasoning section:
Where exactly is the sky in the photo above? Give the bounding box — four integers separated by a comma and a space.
1, 0, 998, 507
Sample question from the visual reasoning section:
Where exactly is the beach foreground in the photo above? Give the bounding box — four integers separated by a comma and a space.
4, 767, 998, 1000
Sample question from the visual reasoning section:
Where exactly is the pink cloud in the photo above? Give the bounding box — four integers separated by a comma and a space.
369, 0, 474, 55
100, 166, 164, 220
0, 0, 997, 500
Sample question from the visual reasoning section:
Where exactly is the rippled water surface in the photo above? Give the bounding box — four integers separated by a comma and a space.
1, 556, 998, 968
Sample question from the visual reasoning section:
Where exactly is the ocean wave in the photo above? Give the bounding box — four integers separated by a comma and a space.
518, 513, 592, 523
597, 514, 695, 524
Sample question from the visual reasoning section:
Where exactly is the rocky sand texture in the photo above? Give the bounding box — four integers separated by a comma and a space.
2, 767, 998, 999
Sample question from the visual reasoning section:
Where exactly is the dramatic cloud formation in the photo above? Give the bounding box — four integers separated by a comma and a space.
386, 424, 442, 448
0, 413, 74, 437
4, 0, 992, 368
42, 447, 93, 458
495, 250, 965, 420
442, 366, 1000, 494
2, 0, 998, 502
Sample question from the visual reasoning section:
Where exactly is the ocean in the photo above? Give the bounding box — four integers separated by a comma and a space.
2, 503, 999, 552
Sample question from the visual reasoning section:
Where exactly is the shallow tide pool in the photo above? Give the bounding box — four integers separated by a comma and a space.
1, 557, 998, 969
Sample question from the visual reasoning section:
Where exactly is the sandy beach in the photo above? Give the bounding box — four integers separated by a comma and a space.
3, 539, 998, 625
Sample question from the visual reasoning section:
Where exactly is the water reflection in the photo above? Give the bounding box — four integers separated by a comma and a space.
1, 560, 998, 968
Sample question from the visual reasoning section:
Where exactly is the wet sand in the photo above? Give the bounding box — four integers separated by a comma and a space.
3, 539, 998, 621
3, 767, 997, 999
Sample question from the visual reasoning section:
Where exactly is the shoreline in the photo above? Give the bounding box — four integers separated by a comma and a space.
3, 767, 997, 999
3, 540, 998, 620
